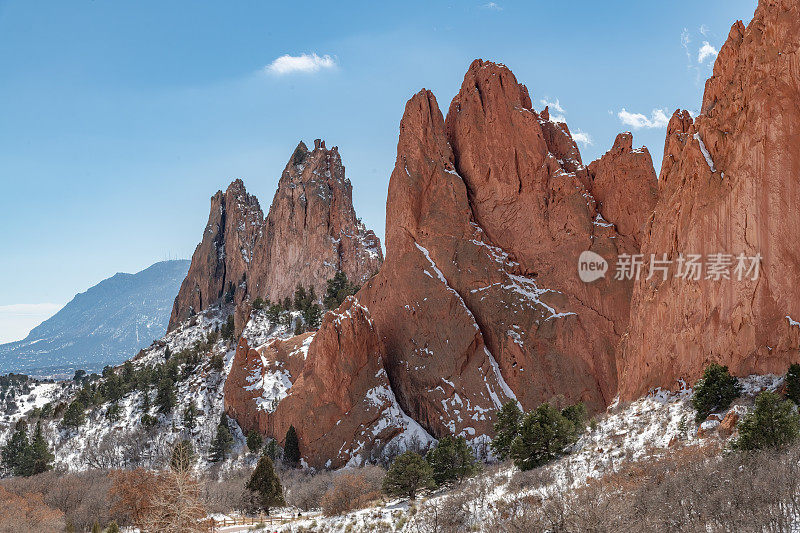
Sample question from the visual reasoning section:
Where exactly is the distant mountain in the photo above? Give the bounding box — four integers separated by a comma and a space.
0, 260, 190, 377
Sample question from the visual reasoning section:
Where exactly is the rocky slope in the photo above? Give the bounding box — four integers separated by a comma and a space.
169, 140, 383, 332
619, 0, 800, 400
225, 297, 433, 469
0, 260, 189, 377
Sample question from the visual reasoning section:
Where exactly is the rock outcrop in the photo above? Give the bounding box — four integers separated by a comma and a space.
224, 297, 432, 468
356, 60, 658, 442
619, 0, 800, 399
169, 140, 383, 331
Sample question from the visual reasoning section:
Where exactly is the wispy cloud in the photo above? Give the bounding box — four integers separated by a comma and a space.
698, 41, 718, 64
572, 130, 593, 147
265, 53, 337, 75
681, 28, 692, 63
0, 303, 63, 343
699, 24, 710, 36
482, 2, 503, 10
618, 108, 670, 129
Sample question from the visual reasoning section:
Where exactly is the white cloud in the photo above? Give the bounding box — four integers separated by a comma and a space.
617, 108, 670, 129
699, 24, 710, 36
698, 41, 718, 64
572, 130, 593, 146
265, 53, 337, 75
482, 2, 503, 10
0, 303, 63, 343
540, 97, 565, 115
681, 28, 692, 63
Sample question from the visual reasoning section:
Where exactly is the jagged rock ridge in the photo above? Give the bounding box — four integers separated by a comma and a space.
169, 140, 383, 332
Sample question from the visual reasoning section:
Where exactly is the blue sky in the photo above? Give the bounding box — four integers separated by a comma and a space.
0, 0, 756, 342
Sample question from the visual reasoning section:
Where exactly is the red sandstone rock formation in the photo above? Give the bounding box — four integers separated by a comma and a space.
356, 60, 658, 442
619, 0, 800, 400
169, 140, 382, 331
224, 297, 431, 468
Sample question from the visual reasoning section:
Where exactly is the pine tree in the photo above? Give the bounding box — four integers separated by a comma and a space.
183, 404, 198, 432
265, 439, 281, 461
91, 521, 101, 533
1, 420, 29, 476
283, 425, 300, 468
382, 451, 434, 500
510, 402, 579, 471
247, 430, 263, 452
221, 314, 236, 341
246, 454, 285, 515
734, 391, 800, 450
324, 271, 358, 310
786, 363, 800, 404
426, 435, 479, 486
210, 352, 224, 372
692, 363, 742, 422
491, 401, 522, 460
62, 399, 86, 429
302, 303, 322, 331
209, 415, 234, 462
155, 378, 176, 415
26, 420, 54, 476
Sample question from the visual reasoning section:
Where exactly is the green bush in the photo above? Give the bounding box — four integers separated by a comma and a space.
510, 402, 579, 471
491, 401, 522, 461
247, 430, 264, 452
786, 363, 800, 404
692, 363, 742, 422
426, 435, 479, 486
734, 391, 800, 450
382, 451, 434, 500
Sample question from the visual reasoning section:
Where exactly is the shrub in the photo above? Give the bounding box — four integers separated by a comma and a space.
734, 391, 800, 450
62, 400, 86, 429
491, 401, 522, 460
0, 485, 64, 532
247, 431, 264, 453
426, 435, 479, 487
220, 315, 235, 341
321, 471, 381, 516
510, 402, 579, 471
692, 363, 742, 422
382, 451, 434, 500
786, 363, 800, 404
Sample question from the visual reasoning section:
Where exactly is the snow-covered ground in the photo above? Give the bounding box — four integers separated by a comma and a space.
259, 374, 783, 532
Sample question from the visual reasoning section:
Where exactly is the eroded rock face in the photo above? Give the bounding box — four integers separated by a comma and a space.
357, 60, 658, 441
619, 0, 800, 400
169, 141, 383, 332
224, 297, 432, 468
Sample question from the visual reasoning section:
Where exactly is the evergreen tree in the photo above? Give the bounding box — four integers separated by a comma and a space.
105, 521, 120, 533
734, 391, 800, 450
121, 360, 135, 384
323, 271, 358, 310
1, 420, 29, 476
302, 303, 322, 331
265, 439, 281, 462
692, 363, 742, 422
561, 403, 587, 430
426, 435, 479, 486
62, 399, 86, 429
246, 454, 285, 515
786, 363, 800, 404
26, 420, 54, 475
91, 521, 101, 533
183, 403, 198, 432
382, 451, 434, 500
155, 378, 176, 415
210, 352, 224, 372
491, 401, 522, 461
141, 389, 152, 413
265, 304, 282, 324
221, 314, 236, 341
293, 285, 308, 311
170, 439, 196, 472
510, 402, 578, 471
283, 425, 301, 468
247, 430, 264, 452
209, 415, 234, 462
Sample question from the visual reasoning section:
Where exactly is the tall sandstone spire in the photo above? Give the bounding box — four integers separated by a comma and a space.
619, 0, 800, 400
168, 140, 383, 331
